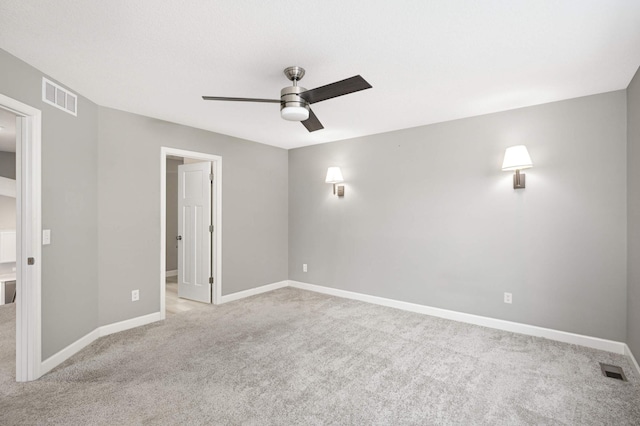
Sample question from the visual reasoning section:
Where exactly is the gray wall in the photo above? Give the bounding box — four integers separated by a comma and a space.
98, 107, 288, 325
0, 151, 16, 179
0, 49, 99, 359
165, 158, 181, 272
289, 91, 628, 341
628, 67, 640, 358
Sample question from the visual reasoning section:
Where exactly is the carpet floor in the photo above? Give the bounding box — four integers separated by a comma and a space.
1, 288, 639, 425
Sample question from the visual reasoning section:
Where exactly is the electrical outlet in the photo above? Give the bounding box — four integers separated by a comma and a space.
303, 263, 308, 272
42, 229, 51, 245
132, 290, 139, 302
504, 292, 512, 304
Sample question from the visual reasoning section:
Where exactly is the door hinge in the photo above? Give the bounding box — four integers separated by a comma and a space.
209, 277, 214, 284
209, 225, 213, 232
209, 173, 213, 182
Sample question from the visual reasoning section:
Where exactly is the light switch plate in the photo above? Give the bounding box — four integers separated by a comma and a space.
43, 229, 51, 245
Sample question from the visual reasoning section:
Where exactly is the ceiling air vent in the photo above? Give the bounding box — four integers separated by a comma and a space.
42, 77, 77, 116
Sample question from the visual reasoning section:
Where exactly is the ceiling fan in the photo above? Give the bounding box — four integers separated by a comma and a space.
202, 66, 372, 132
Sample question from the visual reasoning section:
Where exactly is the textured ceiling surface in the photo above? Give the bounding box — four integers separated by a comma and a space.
1, 1, 639, 149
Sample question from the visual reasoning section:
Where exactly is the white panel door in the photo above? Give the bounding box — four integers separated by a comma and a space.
178, 162, 212, 303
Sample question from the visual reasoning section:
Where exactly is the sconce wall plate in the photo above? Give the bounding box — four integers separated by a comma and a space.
513, 170, 526, 189
336, 185, 344, 196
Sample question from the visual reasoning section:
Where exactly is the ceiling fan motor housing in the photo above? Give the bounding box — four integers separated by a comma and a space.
280, 85, 310, 121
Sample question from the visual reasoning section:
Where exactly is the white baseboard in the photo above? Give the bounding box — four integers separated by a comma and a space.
166, 270, 178, 277
40, 312, 163, 376
39, 278, 288, 376
99, 312, 163, 337
38, 280, 631, 379
219, 280, 289, 304
288, 280, 626, 355
625, 344, 640, 377
40, 328, 100, 376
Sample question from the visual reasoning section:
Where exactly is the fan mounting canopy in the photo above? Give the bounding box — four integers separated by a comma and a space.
284, 66, 306, 82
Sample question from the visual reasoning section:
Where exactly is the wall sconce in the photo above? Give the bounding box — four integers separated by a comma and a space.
325, 166, 345, 196
502, 145, 533, 189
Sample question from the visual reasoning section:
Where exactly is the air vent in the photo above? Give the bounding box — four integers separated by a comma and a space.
600, 363, 627, 381
42, 77, 77, 116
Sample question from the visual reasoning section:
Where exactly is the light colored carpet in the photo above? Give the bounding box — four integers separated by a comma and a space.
1, 287, 639, 425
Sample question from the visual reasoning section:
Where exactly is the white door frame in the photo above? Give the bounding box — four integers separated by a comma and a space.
160, 147, 222, 318
0, 93, 42, 382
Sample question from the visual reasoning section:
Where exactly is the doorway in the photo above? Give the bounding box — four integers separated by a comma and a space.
0, 108, 17, 306
0, 94, 42, 382
0, 107, 18, 379
160, 148, 222, 320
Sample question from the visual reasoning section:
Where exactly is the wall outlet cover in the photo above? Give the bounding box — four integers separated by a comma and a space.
42, 229, 51, 245
132, 289, 139, 302
303, 263, 308, 272
504, 292, 512, 304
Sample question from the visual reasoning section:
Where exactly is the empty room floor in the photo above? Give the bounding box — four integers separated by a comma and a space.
0, 288, 639, 424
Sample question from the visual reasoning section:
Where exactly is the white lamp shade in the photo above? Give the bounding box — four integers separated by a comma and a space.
281, 106, 309, 121
325, 166, 344, 183
502, 145, 533, 171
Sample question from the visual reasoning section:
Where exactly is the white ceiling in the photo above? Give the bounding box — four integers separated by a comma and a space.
1, 1, 639, 150
0, 108, 16, 153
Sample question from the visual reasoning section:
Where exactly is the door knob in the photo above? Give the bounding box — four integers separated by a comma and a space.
176, 235, 182, 241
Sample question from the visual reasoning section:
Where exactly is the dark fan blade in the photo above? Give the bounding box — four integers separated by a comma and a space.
300, 75, 372, 104
202, 96, 280, 103
301, 108, 324, 132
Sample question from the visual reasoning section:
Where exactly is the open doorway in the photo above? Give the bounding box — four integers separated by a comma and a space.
0, 94, 42, 382
160, 148, 222, 320
0, 108, 18, 382
0, 108, 17, 306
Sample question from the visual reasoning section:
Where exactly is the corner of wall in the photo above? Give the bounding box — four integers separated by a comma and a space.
627, 65, 640, 362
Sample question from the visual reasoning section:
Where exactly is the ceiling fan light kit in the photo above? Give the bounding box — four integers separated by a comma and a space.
281, 105, 309, 121
280, 84, 310, 121
202, 66, 372, 132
